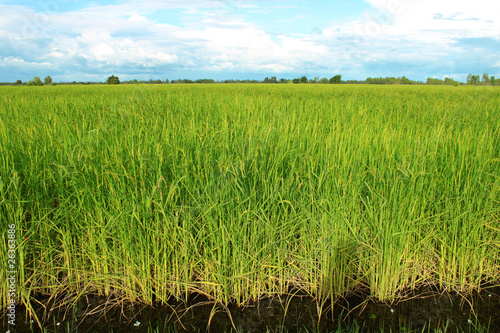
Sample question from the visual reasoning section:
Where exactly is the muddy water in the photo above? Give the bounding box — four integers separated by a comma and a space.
2, 287, 499, 332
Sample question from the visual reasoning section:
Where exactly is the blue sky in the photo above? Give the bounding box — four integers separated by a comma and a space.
0, 0, 498, 82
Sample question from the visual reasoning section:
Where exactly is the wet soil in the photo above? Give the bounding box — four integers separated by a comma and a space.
2, 286, 499, 332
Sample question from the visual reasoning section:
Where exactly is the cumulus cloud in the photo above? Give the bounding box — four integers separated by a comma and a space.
0, 0, 334, 81
0, 0, 498, 81
318, 0, 500, 78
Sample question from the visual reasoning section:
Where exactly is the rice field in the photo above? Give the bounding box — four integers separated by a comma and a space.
1, 84, 499, 312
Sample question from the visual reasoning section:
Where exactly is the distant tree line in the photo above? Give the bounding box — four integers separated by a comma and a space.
366, 76, 422, 85
6, 73, 500, 86
426, 77, 460, 86
5, 76, 55, 86
289, 75, 342, 84
466, 73, 499, 86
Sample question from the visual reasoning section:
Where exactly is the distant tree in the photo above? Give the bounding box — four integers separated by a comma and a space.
292, 78, 300, 84
466, 74, 472, 84
27, 76, 43, 86
329, 75, 342, 84
444, 77, 460, 86
491, 76, 496, 86
482, 73, 489, 84
427, 77, 459, 86
342, 79, 367, 84
426, 78, 443, 85
261, 77, 278, 83
300, 76, 308, 84
400, 76, 410, 84
367, 76, 416, 84
14, 80, 22, 86
466, 74, 481, 85
44, 76, 53, 85
279, 78, 287, 83
171, 79, 194, 84
319, 77, 329, 84
107, 75, 120, 84
195, 79, 215, 83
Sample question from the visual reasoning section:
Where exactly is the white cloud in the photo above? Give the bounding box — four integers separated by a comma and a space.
360, 0, 500, 38
6, 1, 329, 76
0, 56, 54, 70
0, 0, 498, 82
316, 0, 500, 79
191, 23, 329, 73
236, 4, 259, 9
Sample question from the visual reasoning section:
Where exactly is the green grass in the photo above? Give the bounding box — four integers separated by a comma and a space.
1, 84, 499, 314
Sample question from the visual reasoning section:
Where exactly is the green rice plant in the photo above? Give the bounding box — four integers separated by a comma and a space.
0, 84, 499, 318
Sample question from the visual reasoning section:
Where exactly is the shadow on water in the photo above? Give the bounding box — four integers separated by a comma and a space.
1, 286, 499, 332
